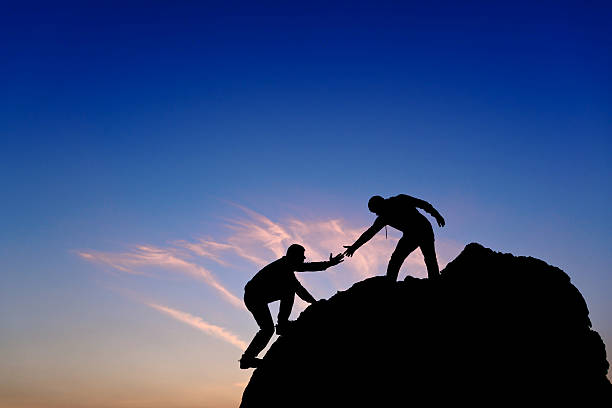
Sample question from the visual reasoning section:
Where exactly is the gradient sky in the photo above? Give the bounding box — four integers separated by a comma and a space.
1, 2, 611, 407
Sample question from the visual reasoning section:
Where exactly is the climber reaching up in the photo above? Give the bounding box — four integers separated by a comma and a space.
240, 244, 344, 369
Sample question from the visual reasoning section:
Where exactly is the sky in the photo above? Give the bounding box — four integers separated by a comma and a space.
1, 2, 611, 407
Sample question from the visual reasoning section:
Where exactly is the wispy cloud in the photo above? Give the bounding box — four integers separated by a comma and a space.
185, 207, 429, 286
78, 204, 459, 312
77, 245, 244, 309
146, 302, 247, 351
174, 237, 268, 268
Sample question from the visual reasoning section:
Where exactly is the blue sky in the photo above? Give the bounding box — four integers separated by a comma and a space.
1, 2, 611, 407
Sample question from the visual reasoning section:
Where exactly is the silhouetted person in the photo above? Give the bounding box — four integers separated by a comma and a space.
343, 194, 445, 281
240, 244, 344, 369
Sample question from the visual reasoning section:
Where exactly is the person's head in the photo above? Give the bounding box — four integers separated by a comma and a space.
286, 244, 306, 266
368, 195, 385, 214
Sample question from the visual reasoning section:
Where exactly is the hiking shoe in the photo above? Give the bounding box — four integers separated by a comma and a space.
239, 355, 262, 369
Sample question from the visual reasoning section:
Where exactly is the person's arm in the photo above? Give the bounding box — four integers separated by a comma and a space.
278, 293, 296, 324
343, 217, 386, 257
398, 194, 445, 227
294, 281, 316, 304
295, 253, 344, 272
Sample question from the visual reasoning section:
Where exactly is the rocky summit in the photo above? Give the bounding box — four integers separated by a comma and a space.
240, 243, 611, 407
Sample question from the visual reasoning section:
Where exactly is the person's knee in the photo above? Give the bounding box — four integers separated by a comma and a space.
259, 322, 274, 337
244, 290, 259, 312
420, 240, 436, 257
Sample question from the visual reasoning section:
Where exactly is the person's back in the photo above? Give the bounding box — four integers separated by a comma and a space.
245, 257, 297, 303
381, 195, 431, 234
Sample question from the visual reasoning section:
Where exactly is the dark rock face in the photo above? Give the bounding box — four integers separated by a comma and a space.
241, 243, 611, 407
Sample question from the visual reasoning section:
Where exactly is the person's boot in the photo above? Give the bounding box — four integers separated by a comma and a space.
239, 354, 262, 369
275, 320, 296, 336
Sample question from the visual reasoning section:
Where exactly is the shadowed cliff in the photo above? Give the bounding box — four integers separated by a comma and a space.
240, 243, 611, 407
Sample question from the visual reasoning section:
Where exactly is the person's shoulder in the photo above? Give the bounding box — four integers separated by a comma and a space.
385, 194, 415, 212
260, 256, 286, 271
387, 194, 408, 203
394, 194, 420, 205
272, 256, 288, 266
394, 193, 413, 200
373, 214, 387, 227
385, 194, 404, 206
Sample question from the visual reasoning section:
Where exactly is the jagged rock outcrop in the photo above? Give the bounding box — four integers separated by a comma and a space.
241, 243, 611, 407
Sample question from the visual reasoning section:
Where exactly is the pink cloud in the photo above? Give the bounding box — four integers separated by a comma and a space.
77, 204, 460, 315
77, 246, 244, 310
182, 207, 435, 295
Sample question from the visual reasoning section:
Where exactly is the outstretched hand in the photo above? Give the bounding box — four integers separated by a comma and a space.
328, 252, 344, 266
343, 245, 356, 257
436, 216, 445, 227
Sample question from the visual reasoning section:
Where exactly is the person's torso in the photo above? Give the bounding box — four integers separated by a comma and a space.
245, 257, 297, 302
381, 196, 430, 233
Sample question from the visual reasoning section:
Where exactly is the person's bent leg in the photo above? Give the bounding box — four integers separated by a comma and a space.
420, 238, 440, 280
277, 293, 294, 326
243, 297, 274, 360
276, 294, 295, 335
387, 236, 418, 281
